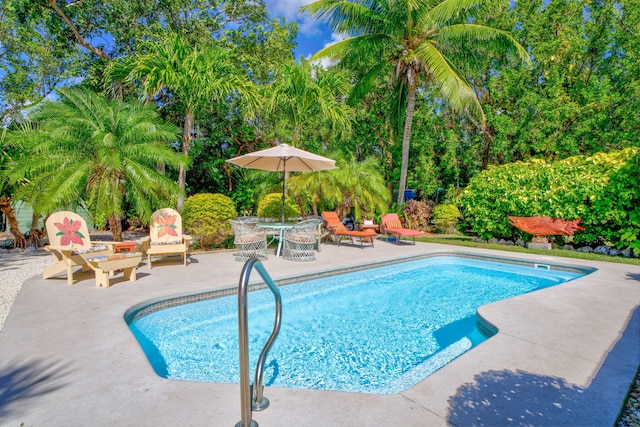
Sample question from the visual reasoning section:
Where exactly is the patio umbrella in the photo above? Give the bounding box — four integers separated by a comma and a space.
226, 144, 337, 223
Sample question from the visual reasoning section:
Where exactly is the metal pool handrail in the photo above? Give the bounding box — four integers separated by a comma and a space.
236, 257, 282, 427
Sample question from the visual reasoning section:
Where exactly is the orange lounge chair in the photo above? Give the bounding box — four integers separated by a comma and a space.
381, 213, 424, 245
321, 212, 376, 248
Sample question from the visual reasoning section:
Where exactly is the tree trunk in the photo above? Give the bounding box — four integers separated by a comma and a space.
0, 196, 25, 249
398, 82, 417, 206
25, 212, 43, 248
109, 214, 123, 242
480, 125, 495, 170
177, 109, 193, 212
466, 113, 493, 170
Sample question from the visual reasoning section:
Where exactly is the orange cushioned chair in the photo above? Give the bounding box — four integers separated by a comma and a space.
381, 213, 424, 245
321, 212, 376, 248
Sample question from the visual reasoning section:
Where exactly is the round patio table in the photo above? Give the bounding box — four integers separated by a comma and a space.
256, 222, 297, 257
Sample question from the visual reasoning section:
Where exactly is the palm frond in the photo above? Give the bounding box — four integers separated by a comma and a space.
437, 24, 532, 65
423, 0, 485, 28
414, 41, 480, 117
7, 86, 185, 222
301, 0, 386, 35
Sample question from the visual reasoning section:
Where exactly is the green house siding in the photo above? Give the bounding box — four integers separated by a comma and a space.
2, 202, 94, 234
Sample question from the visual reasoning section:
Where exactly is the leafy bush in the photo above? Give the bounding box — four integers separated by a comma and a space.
256, 193, 300, 220
182, 193, 237, 248
401, 200, 432, 231
432, 204, 460, 234
459, 147, 640, 249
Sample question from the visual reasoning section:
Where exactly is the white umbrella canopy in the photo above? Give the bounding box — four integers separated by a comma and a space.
226, 143, 337, 222
226, 143, 336, 172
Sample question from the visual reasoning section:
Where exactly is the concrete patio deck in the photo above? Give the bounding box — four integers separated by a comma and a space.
0, 239, 639, 426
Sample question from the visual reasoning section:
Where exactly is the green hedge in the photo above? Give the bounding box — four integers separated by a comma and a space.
432, 204, 460, 234
182, 193, 237, 248
256, 193, 300, 220
459, 147, 640, 249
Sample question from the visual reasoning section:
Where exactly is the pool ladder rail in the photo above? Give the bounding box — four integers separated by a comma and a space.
236, 258, 283, 427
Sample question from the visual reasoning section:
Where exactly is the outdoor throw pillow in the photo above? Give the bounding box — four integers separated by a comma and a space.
329, 223, 347, 233
385, 220, 402, 229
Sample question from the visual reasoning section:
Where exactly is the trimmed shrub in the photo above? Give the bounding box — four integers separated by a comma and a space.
401, 200, 432, 231
256, 193, 300, 220
432, 204, 460, 234
182, 193, 237, 248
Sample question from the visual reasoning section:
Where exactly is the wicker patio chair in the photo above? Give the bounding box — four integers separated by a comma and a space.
229, 220, 268, 261
282, 218, 323, 262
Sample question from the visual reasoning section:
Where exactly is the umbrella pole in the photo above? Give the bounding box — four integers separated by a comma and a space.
281, 162, 286, 224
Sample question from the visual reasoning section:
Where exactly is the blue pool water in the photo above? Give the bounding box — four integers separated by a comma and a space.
128, 256, 585, 394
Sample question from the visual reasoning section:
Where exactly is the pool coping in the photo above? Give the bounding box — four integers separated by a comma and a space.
0, 242, 638, 426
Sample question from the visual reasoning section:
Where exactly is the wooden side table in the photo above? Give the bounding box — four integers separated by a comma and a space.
115, 241, 138, 253
86, 252, 142, 287
360, 224, 380, 233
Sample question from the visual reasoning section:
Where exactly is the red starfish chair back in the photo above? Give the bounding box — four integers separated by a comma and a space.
150, 208, 184, 244
45, 211, 92, 250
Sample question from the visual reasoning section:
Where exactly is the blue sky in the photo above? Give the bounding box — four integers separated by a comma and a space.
263, 0, 337, 59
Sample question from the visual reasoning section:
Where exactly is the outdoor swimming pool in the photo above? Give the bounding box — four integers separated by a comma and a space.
127, 255, 588, 394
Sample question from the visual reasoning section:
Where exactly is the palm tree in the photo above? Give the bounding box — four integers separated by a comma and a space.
105, 34, 257, 210
267, 60, 354, 147
5, 86, 185, 241
287, 152, 389, 220
330, 153, 390, 220
287, 166, 341, 217
301, 0, 531, 205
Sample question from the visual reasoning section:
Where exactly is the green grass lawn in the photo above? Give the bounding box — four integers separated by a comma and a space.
418, 235, 640, 266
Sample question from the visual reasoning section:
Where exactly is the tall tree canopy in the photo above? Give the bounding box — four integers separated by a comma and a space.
266, 60, 354, 147
302, 0, 530, 205
476, 0, 640, 164
0, 0, 269, 121
105, 34, 258, 210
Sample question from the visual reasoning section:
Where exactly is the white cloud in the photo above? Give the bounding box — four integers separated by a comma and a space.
265, 0, 309, 20
264, 0, 325, 37
325, 31, 347, 47
309, 32, 348, 68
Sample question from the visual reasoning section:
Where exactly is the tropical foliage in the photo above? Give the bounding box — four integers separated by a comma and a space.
266, 60, 354, 147
459, 148, 640, 249
401, 200, 433, 232
4, 87, 185, 241
105, 34, 257, 210
0, 0, 639, 250
432, 204, 461, 234
287, 152, 389, 221
256, 193, 300, 220
182, 193, 237, 248
301, 0, 530, 205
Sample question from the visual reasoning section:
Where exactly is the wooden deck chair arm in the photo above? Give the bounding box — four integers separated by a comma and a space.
44, 245, 74, 256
